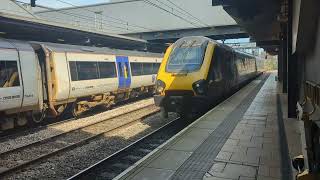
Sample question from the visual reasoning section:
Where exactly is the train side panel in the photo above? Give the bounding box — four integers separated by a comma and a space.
49, 51, 70, 103
234, 52, 258, 84
18, 47, 42, 110
66, 53, 118, 99
129, 56, 160, 89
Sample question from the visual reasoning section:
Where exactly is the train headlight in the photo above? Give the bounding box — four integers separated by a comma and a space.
192, 79, 207, 95
156, 80, 166, 94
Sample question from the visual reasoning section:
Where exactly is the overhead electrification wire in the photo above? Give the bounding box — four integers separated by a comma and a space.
50, 10, 132, 33
143, 0, 202, 28
151, 0, 204, 27
17, 0, 130, 33
148, 0, 230, 41
164, 0, 210, 27
54, 0, 154, 31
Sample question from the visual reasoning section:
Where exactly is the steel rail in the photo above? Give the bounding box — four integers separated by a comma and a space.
68, 117, 182, 180
0, 103, 155, 156
0, 105, 159, 177
0, 97, 153, 141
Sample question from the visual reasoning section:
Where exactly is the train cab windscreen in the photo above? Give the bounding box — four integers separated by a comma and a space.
166, 39, 207, 73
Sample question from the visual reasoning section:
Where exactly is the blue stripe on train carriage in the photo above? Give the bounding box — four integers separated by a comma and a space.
116, 56, 131, 89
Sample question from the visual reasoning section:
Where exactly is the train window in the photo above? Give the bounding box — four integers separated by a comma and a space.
235, 55, 245, 75
131, 62, 160, 76
166, 44, 206, 72
69, 61, 78, 81
98, 62, 117, 78
124, 62, 130, 77
0, 60, 20, 88
131, 63, 143, 76
221, 51, 234, 80
209, 48, 222, 82
76, 61, 98, 80
117, 62, 123, 76
153, 63, 160, 74
142, 63, 153, 75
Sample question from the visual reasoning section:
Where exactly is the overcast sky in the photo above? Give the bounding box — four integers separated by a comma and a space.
19, 0, 111, 8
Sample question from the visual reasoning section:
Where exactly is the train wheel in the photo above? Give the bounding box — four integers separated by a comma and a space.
160, 107, 168, 119
16, 114, 28, 126
27, 110, 46, 124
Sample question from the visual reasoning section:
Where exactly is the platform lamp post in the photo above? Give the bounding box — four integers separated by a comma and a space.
31, 0, 36, 7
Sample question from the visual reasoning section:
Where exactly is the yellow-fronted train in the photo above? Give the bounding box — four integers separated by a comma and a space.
154, 36, 263, 119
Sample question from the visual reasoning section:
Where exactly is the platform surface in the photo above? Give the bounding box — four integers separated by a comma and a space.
115, 72, 302, 180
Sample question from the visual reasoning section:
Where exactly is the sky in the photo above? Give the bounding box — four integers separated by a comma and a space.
19, 0, 111, 8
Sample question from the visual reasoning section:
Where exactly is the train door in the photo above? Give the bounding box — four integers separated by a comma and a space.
0, 48, 23, 111
116, 56, 131, 89
207, 47, 225, 101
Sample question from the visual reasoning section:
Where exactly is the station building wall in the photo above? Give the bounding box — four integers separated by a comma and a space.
304, 18, 320, 84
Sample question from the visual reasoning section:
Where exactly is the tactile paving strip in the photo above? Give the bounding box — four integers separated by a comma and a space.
170, 74, 270, 180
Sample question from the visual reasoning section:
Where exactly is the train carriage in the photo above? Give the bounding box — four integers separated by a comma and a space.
0, 39, 44, 127
0, 38, 162, 130
154, 36, 263, 118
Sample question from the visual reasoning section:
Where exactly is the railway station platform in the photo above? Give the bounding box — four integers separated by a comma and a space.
115, 72, 302, 180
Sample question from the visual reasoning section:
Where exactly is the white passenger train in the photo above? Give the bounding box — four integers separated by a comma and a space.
0, 39, 162, 130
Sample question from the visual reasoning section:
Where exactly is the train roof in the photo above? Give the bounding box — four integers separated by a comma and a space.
0, 38, 34, 51
172, 36, 259, 59
192, 37, 263, 59
31, 41, 163, 58
0, 38, 163, 58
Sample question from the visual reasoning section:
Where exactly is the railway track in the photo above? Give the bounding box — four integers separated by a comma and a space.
0, 97, 153, 140
66, 76, 266, 180
68, 117, 190, 180
0, 98, 154, 154
0, 104, 159, 177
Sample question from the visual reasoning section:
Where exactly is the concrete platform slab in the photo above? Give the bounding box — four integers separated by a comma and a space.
115, 72, 301, 180
167, 137, 205, 151
146, 150, 192, 170
128, 167, 175, 180
182, 128, 214, 139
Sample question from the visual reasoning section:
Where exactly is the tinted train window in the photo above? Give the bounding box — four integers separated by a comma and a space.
69, 61, 117, 81
166, 44, 206, 73
209, 48, 222, 82
153, 63, 160, 74
131, 62, 160, 76
124, 62, 130, 77
69, 61, 78, 81
77, 62, 98, 80
142, 63, 153, 75
0, 60, 20, 88
131, 63, 143, 76
99, 62, 117, 78
117, 62, 123, 77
